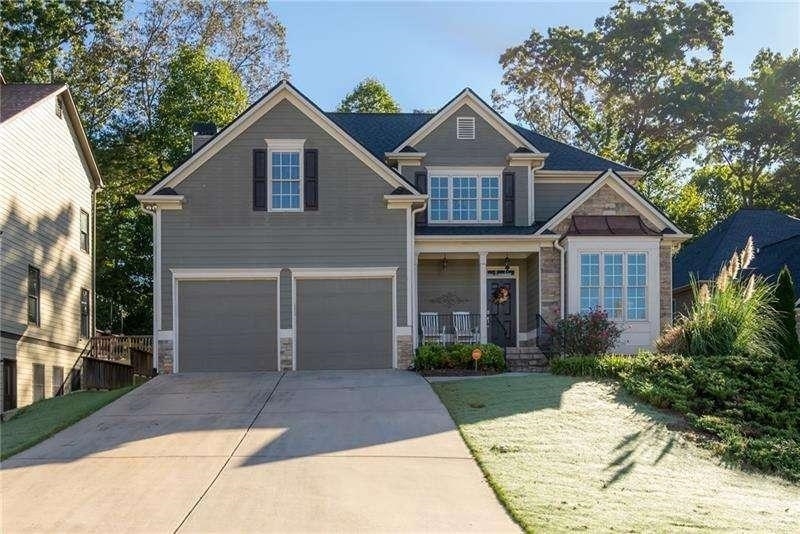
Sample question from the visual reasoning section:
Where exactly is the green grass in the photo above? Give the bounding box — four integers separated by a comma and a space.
433, 374, 800, 533
0, 386, 136, 460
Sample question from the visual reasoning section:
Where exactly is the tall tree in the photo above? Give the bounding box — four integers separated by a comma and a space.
494, 0, 735, 178
0, 0, 123, 83
702, 49, 800, 213
152, 46, 248, 168
337, 77, 400, 113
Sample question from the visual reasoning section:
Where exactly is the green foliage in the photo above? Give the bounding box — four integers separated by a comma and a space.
494, 0, 735, 176
548, 308, 624, 356
661, 239, 781, 357
336, 77, 401, 113
413, 344, 506, 372
774, 266, 800, 362
0, 0, 124, 83
153, 46, 248, 168
552, 352, 800, 481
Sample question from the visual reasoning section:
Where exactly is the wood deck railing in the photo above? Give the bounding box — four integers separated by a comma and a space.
92, 335, 153, 363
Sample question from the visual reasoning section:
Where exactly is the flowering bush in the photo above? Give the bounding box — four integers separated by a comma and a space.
548, 308, 624, 356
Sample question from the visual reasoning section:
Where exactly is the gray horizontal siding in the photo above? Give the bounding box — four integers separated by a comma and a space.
534, 182, 586, 222
161, 99, 407, 331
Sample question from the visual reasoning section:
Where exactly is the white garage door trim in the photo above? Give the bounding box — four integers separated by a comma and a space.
290, 267, 398, 370
171, 268, 282, 372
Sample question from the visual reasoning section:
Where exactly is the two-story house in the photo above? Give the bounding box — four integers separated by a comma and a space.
1, 80, 102, 410
137, 81, 689, 373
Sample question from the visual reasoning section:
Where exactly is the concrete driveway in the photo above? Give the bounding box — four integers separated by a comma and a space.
1, 370, 518, 533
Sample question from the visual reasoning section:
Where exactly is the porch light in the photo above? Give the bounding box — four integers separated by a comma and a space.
442, 254, 448, 272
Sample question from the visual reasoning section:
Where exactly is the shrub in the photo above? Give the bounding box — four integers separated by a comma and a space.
773, 265, 800, 363
660, 237, 781, 357
413, 343, 506, 372
548, 308, 624, 356
549, 353, 644, 378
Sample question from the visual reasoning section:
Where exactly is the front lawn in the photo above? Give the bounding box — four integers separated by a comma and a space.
1, 386, 136, 460
433, 374, 800, 532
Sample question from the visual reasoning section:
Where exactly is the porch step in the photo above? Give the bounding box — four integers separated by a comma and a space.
505, 346, 549, 373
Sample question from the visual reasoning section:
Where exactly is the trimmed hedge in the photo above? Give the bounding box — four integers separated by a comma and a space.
413, 343, 506, 372
551, 352, 800, 481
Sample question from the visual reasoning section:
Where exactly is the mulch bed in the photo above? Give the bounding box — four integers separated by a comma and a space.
417, 369, 504, 377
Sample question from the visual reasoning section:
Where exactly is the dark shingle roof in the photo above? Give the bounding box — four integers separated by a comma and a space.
673, 209, 800, 290
752, 235, 800, 300
416, 224, 542, 236
0, 83, 65, 122
325, 112, 638, 172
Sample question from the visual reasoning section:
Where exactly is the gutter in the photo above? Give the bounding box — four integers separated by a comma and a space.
409, 201, 428, 350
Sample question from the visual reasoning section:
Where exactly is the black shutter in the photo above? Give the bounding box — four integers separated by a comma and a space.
502, 171, 515, 226
415, 171, 428, 225
304, 149, 318, 210
252, 149, 266, 211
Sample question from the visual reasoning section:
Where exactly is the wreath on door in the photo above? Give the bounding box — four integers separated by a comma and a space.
491, 285, 511, 305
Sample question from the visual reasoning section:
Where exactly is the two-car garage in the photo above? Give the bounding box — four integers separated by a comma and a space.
173, 268, 395, 372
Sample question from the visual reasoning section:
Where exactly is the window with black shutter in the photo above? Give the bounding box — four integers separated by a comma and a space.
304, 149, 318, 210
253, 149, 267, 210
502, 172, 515, 226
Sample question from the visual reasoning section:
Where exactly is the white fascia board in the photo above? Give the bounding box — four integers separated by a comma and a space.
135, 194, 185, 209
144, 82, 418, 195
508, 152, 549, 167
170, 268, 281, 280
385, 194, 428, 209
385, 151, 426, 160
393, 89, 538, 153
291, 267, 398, 279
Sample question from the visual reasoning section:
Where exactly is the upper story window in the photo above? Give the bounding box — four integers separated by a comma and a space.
266, 139, 305, 212
456, 117, 475, 140
80, 288, 90, 338
579, 252, 647, 320
429, 170, 501, 224
79, 209, 90, 252
28, 265, 40, 326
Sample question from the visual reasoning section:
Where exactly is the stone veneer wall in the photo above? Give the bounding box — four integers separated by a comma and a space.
553, 184, 660, 234
279, 337, 293, 371
659, 245, 673, 332
539, 246, 561, 325
397, 335, 413, 369
157, 338, 174, 374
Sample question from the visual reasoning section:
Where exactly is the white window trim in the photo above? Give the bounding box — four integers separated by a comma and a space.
426, 167, 504, 224
578, 251, 648, 322
266, 138, 305, 212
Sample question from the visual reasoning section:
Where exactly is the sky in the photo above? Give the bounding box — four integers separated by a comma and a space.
271, 1, 800, 114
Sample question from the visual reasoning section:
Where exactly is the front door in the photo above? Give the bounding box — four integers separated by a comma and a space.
488, 279, 516, 347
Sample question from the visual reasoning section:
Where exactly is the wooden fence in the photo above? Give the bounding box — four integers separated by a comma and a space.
81, 357, 134, 390
93, 335, 153, 362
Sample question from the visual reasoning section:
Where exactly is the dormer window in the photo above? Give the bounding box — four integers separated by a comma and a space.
428, 168, 501, 223
456, 117, 475, 140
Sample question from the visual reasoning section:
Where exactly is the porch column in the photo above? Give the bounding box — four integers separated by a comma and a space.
479, 251, 488, 343
412, 251, 421, 349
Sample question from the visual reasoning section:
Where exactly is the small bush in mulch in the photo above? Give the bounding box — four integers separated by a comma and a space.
413, 343, 506, 373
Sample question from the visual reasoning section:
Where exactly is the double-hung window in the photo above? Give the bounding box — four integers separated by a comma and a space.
28, 265, 40, 325
579, 252, 648, 320
79, 209, 90, 252
266, 139, 304, 212
80, 288, 90, 338
428, 171, 501, 223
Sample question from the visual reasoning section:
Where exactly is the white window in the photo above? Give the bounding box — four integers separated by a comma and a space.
266, 139, 305, 212
580, 252, 647, 320
456, 117, 475, 140
428, 170, 501, 223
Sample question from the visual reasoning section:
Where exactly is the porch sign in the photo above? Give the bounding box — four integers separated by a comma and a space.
472, 347, 482, 371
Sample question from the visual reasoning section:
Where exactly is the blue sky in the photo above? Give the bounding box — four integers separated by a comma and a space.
272, 1, 800, 114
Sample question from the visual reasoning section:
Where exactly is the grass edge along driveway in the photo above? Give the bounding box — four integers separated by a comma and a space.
432, 374, 800, 533
1, 386, 136, 460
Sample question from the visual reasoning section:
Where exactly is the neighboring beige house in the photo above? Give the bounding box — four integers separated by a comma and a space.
0, 79, 102, 410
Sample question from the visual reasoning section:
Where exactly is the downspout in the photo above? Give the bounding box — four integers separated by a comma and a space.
410, 202, 427, 350
92, 187, 98, 337
138, 203, 159, 372
553, 239, 565, 319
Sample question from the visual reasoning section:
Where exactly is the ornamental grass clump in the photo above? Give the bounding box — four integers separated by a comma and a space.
658, 237, 781, 357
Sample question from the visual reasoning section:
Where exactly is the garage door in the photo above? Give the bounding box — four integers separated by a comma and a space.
178, 280, 278, 372
296, 278, 392, 369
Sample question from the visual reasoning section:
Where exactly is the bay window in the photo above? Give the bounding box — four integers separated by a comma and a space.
580, 252, 648, 320
428, 172, 501, 223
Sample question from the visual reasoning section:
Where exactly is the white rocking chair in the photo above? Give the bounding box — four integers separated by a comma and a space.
452, 311, 479, 344
419, 312, 445, 344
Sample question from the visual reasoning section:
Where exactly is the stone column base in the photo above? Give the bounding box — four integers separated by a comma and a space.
280, 337, 293, 371
157, 338, 174, 374
397, 335, 413, 369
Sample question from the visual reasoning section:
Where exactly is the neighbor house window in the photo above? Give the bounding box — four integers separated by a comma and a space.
428, 173, 500, 223
79, 209, 90, 252
580, 252, 647, 320
33, 363, 45, 402
266, 139, 305, 212
80, 288, 90, 338
28, 266, 40, 325
52, 366, 64, 397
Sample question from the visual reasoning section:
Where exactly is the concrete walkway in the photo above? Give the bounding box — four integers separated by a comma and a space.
1, 370, 518, 533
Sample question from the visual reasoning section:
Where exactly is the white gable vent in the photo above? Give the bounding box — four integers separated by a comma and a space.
456, 116, 475, 140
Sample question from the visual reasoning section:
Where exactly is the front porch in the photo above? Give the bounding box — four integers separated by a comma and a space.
413, 251, 544, 349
